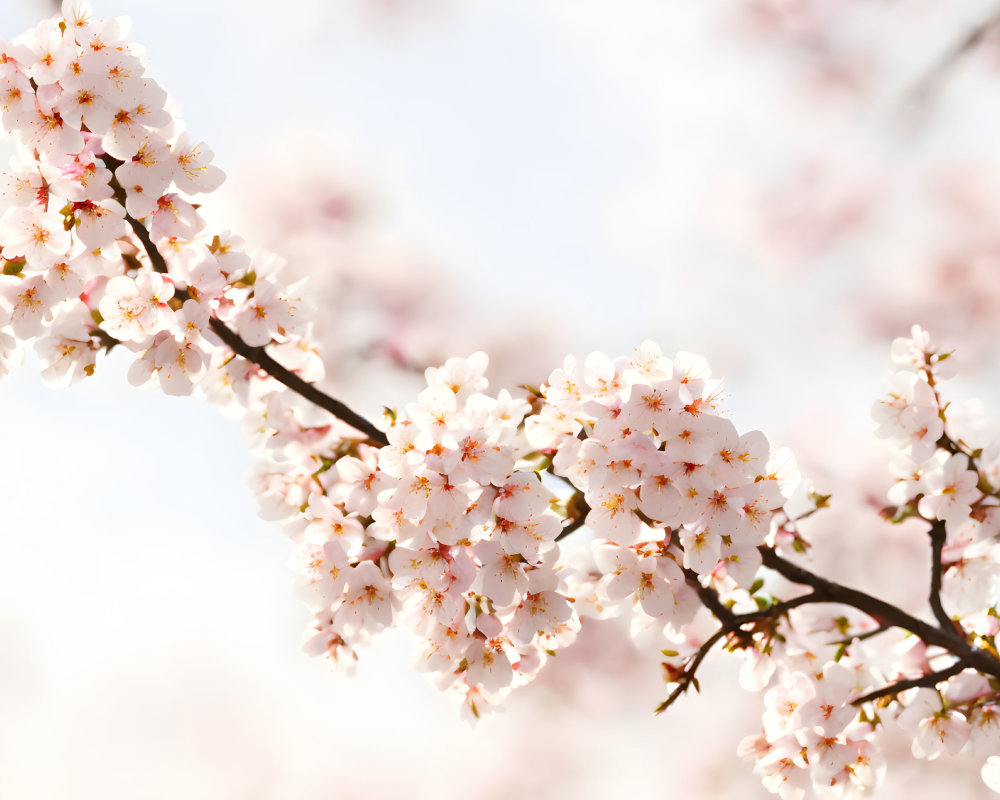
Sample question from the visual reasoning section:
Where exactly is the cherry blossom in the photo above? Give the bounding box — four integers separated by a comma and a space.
6, 4, 1000, 797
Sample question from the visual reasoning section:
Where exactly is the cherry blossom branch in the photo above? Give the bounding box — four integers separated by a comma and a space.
205, 321, 389, 446
655, 625, 728, 714
851, 662, 965, 707
730, 593, 825, 626
657, 580, 828, 715
759, 547, 1000, 681
673, 549, 994, 713
682, 566, 735, 625
832, 625, 893, 646
101, 156, 389, 446
928, 520, 955, 633
682, 565, 821, 632
658, 569, 824, 712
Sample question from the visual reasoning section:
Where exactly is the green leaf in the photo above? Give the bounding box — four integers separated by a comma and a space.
749, 577, 765, 595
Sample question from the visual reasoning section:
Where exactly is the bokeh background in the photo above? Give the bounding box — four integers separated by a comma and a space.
3, 0, 1000, 796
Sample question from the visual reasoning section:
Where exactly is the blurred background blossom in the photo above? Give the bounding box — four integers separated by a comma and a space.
4, 0, 1000, 796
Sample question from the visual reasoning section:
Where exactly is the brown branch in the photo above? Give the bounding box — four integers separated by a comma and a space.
682, 566, 735, 624
654, 568, 827, 714
658, 567, 827, 714
207, 320, 389, 446
683, 565, 827, 632
100, 155, 389, 446
928, 520, 955, 633
759, 547, 1000, 681
729, 592, 823, 627
831, 625, 893, 647
851, 662, 965, 707
670, 550, 992, 714
665, 528, 999, 714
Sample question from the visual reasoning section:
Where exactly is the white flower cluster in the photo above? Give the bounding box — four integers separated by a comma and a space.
732, 326, 1000, 798
247, 343, 796, 718
741, 647, 886, 800
873, 326, 1000, 621
877, 327, 1000, 794
9, 5, 1000, 797
528, 345, 790, 589
0, 0, 315, 396
744, 636, 1000, 799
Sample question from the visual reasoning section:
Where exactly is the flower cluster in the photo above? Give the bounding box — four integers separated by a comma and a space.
0, 0, 316, 401
297, 354, 576, 715
7, 4, 1000, 798
728, 326, 1000, 798
249, 343, 793, 717
528, 347, 789, 589
740, 647, 886, 799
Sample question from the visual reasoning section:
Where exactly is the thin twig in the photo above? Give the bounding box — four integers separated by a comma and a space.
852, 662, 965, 707
659, 572, 823, 714
729, 592, 823, 627
831, 625, 893, 647
655, 626, 728, 714
907, 5, 1000, 107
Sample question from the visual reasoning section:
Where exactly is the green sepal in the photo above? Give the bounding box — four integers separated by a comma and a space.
808, 491, 832, 509
2, 259, 25, 276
